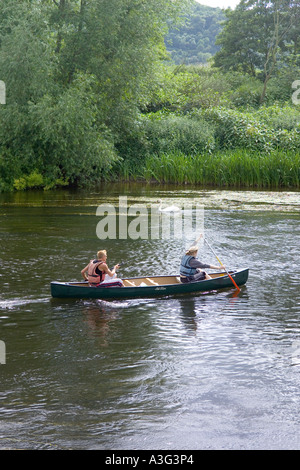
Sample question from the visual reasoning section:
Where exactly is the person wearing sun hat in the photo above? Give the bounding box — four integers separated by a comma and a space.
179, 245, 225, 284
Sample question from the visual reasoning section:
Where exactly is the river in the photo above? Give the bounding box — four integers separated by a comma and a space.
0, 184, 299, 450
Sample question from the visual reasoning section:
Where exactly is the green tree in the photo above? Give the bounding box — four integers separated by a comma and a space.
0, 0, 191, 190
51, 0, 191, 135
214, 0, 300, 103
0, 0, 117, 188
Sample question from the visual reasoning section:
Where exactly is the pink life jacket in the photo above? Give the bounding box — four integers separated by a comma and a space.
87, 260, 106, 286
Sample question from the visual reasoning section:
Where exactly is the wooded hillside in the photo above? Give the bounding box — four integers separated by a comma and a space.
166, 3, 225, 64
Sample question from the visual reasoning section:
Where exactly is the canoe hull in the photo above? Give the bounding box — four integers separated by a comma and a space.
50, 268, 249, 299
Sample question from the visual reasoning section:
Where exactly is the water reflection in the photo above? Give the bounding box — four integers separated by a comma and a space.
81, 302, 116, 346
1, 185, 299, 213
81, 299, 132, 346
177, 298, 198, 333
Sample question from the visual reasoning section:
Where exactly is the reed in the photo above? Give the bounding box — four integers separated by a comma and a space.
142, 150, 300, 188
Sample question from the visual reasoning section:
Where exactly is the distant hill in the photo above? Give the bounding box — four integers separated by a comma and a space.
165, 2, 225, 65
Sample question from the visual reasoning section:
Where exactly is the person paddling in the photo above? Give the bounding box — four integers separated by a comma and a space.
180, 245, 225, 284
81, 250, 124, 287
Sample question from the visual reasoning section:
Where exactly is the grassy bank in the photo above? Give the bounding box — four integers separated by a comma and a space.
140, 150, 300, 188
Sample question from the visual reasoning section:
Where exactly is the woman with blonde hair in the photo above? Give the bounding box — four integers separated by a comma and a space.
81, 250, 124, 287
180, 245, 225, 284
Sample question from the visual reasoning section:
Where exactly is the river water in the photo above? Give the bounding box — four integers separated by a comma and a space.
0, 184, 299, 450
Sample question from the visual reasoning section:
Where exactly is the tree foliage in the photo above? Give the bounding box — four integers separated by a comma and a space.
213, 0, 300, 102
0, 0, 191, 190
166, 3, 225, 65
0, 0, 300, 191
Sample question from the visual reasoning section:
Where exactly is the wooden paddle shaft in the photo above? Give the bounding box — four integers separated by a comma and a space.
204, 238, 241, 292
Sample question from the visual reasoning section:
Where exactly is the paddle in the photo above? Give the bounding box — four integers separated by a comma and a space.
203, 237, 241, 293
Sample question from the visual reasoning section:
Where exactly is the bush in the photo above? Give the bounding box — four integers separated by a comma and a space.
13, 170, 69, 190
229, 82, 263, 108
194, 107, 272, 151
253, 104, 300, 131
141, 112, 216, 155
0, 149, 22, 191
196, 106, 300, 152
0, 74, 119, 191
28, 76, 118, 185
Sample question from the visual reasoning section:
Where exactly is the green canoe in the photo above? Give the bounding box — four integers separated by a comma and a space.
50, 268, 249, 299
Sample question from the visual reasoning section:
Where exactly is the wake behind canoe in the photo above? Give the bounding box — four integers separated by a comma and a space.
50, 268, 249, 299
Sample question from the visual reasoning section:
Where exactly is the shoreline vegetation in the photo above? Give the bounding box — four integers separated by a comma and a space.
0, 0, 300, 192
143, 150, 300, 189
10, 150, 300, 190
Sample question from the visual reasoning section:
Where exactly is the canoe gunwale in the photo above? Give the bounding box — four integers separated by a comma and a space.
50, 268, 249, 299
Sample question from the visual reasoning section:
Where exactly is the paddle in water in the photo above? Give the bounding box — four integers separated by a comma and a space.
203, 237, 241, 293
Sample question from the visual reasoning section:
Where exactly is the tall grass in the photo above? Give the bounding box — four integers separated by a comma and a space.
142, 150, 300, 188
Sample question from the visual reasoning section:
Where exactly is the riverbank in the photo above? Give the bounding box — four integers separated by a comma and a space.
110, 149, 300, 189
2, 147, 300, 193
